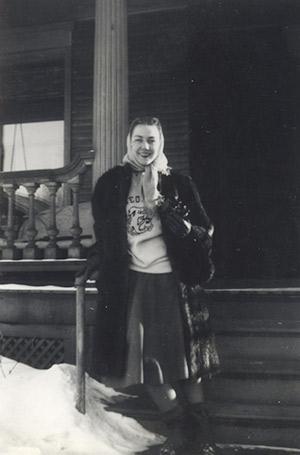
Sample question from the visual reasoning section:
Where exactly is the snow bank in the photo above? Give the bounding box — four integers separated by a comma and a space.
0, 358, 164, 455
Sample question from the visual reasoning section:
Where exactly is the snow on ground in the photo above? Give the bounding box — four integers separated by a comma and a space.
0, 357, 164, 455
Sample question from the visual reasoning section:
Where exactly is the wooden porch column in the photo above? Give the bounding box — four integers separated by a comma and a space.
93, 0, 128, 184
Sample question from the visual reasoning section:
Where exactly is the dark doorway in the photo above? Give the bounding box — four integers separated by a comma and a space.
189, 1, 300, 281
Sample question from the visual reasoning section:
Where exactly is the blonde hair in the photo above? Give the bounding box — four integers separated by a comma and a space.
128, 116, 163, 139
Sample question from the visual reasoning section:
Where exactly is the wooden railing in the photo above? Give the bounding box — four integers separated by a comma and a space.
0, 150, 94, 260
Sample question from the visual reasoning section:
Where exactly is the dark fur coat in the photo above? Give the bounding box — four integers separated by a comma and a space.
87, 164, 220, 379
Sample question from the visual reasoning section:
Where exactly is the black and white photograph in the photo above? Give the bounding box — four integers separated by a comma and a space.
0, 1, 300, 454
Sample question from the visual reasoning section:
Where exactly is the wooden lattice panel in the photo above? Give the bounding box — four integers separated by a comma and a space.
0, 336, 64, 369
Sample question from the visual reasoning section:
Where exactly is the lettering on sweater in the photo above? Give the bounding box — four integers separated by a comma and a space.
127, 195, 142, 204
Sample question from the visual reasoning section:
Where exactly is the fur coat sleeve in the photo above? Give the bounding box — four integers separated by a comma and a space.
159, 172, 215, 286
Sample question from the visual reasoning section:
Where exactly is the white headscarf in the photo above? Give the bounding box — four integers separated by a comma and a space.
122, 128, 169, 175
122, 126, 170, 206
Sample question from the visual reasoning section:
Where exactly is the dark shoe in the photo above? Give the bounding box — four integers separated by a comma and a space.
189, 404, 217, 452
162, 411, 198, 454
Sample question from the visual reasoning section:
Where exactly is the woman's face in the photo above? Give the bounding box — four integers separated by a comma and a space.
130, 124, 161, 166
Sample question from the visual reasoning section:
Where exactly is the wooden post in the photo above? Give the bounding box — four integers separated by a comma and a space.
68, 180, 83, 258
76, 284, 86, 414
23, 183, 42, 259
2, 184, 20, 259
44, 182, 61, 259
93, 0, 128, 183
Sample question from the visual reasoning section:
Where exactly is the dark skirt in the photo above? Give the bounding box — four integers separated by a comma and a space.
124, 271, 189, 386
91, 270, 220, 387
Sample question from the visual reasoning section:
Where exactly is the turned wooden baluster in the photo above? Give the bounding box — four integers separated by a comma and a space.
44, 182, 61, 259
23, 183, 42, 259
2, 184, 20, 259
68, 180, 83, 258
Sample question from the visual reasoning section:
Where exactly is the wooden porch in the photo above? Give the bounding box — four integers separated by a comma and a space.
1, 272, 300, 452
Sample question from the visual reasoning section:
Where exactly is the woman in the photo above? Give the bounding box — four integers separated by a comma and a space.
78, 117, 219, 454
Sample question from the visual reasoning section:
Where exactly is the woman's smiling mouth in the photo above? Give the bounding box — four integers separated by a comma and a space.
139, 151, 152, 158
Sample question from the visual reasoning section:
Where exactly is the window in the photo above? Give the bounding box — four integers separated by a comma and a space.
3, 121, 64, 171
0, 23, 72, 173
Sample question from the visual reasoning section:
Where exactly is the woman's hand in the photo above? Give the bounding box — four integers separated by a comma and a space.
163, 209, 192, 238
75, 268, 99, 286
158, 198, 192, 238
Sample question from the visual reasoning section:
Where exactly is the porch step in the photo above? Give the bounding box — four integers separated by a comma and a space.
218, 445, 300, 454
208, 401, 300, 425
199, 401, 300, 449
138, 401, 300, 454
144, 445, 300, 455
204, 287, 300, 451
218, 358, 300, 378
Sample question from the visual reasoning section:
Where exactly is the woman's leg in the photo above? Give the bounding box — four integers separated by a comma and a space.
181, 378, 204, 404
171, 380, 217, 453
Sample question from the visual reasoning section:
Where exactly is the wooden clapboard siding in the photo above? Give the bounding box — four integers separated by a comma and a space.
0, 23, 72, 127
128, 8, 190, 175
70, 20, 94, 201
129, 73, 190, 174
203, 287, 300, 448
0, 0, 92, 29
0, 0, 189, 29
0, 58, 65, 124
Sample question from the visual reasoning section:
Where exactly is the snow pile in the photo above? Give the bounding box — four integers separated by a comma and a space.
0, 358, 164, 455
